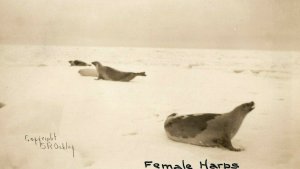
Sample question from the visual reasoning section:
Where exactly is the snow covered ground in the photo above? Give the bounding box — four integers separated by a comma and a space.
0, 45, 299, 169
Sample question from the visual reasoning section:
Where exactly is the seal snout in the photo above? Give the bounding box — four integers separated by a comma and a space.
248, 101, 255, 111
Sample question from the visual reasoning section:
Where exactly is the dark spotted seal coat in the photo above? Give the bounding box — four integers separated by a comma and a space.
69, 60, 91, 66
164, 102, 255, 151
91, 61, 146, 82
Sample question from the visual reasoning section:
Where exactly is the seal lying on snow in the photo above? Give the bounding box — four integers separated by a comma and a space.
69, 60, 91, 66
91, 61, 146, 82
78, 69, 98, 77
0, 102, 5, 108
164, 102, 255, 151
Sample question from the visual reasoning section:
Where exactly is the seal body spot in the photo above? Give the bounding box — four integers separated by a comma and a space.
69, 60, 91, 66
91, 61, 146, 82
164, 102, 255, 151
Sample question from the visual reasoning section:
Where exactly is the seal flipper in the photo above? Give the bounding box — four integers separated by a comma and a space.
135, 72, 146, 76
217, 135, 242, 152
96, 75, 104, 80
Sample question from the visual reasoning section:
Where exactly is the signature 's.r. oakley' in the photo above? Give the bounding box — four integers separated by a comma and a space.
25, 133, 75, 158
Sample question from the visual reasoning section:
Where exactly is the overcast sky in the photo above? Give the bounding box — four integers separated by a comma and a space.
0, 0, 299, 49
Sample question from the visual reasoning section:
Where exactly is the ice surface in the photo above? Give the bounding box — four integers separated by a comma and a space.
0, 45, 299, 169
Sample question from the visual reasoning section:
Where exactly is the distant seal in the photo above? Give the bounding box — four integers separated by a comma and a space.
164, 102, 255, 151
69, 60, 91, 66
0, 102, 5, 108
91, 61, 146, 82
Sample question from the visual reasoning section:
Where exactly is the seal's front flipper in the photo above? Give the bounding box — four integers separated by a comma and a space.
221, 138, 242, 152
95, 75, 105, 80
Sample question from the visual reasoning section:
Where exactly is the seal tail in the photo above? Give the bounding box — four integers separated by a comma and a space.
135, 72, 146, 76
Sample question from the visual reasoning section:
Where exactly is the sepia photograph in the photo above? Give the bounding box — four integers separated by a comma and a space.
0, 0, 299, 169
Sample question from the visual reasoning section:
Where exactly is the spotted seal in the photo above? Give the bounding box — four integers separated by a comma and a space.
164, 102, 255, 151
